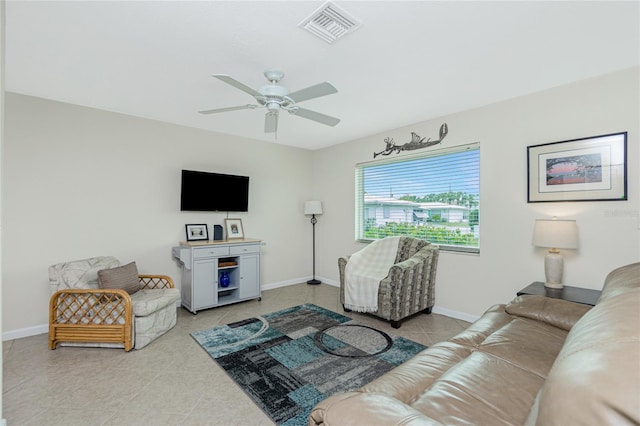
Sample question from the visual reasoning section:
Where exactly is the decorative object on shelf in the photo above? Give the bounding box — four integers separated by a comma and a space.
219, 270, 230, 288
374, 123, 448, 158
224, 218, 244, 240
213, 224, 224, 240
185, 224, 208, 241
304, 200, 323, 285
532, 217, 579, 289
527, 132, 627, 202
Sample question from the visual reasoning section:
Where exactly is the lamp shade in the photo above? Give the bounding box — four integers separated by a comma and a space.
304, 200, 323, 215
532, 219, 579, 249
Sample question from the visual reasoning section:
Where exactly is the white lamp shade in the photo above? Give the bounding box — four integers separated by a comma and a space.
532, 219, 579, 249
304, 201, 323, 215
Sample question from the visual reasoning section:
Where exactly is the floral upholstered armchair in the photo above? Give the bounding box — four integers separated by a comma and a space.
48, 256, 180, 351
339, 236, 439, 328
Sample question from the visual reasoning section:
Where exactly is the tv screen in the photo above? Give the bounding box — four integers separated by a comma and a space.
180, 169, 249, 212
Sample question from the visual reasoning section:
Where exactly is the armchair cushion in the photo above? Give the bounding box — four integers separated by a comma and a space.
49, 256, 120, 292
98, 261, 140, 295
131, 288, 180, 317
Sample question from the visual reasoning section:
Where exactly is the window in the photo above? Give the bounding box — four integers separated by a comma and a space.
355, 143, 480, 253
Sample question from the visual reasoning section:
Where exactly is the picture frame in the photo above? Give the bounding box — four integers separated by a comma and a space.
185, 224, 209, 241
224, 218, 244, 240
527, 132, 627, 203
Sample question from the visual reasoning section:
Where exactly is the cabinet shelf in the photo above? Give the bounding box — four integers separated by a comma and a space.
218, 285, 239, 292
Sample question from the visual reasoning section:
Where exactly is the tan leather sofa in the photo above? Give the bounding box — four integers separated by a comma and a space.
310, 262, 640, 425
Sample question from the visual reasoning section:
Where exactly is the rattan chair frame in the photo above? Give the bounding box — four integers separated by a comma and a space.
48, 275, 175, 352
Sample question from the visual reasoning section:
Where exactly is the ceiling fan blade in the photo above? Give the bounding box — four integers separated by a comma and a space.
199, 104, 258, 114
264, 112, 278, 133
287, 82, 338, 103
213, 74, 262, 98
290, 107, 340, 127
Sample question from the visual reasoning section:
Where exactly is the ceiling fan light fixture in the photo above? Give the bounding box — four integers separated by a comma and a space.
259, 83, 289, 97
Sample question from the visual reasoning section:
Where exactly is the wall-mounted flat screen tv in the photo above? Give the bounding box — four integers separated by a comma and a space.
180, 169, 249, 212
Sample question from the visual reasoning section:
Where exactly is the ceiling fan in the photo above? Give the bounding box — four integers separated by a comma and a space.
199, 69, 340, 133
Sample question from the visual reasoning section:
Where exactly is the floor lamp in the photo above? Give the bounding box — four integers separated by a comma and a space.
304, 201, 323, 285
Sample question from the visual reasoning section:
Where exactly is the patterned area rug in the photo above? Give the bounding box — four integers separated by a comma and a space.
191, 303, 427, 425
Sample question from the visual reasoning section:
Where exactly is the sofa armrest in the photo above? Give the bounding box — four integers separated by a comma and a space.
138, 274, 175, 290
309, 392, 441, 426
505, 295, 591, 331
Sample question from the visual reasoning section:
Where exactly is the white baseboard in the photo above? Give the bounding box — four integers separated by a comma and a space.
3, 281, 476, 342
3, 323, 48, 341
261, 276, 338, 290
431, 306, 480, 323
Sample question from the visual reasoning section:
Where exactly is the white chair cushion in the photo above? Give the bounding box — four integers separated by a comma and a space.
131, 288, 180, 317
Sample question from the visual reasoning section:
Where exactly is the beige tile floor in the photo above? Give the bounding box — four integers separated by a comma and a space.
3, 283, 470, 425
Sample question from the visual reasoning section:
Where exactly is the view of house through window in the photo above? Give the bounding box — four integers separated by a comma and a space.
356, 143, 480, 252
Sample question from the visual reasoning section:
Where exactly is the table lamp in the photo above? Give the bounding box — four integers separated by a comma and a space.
532, 217, 579, 289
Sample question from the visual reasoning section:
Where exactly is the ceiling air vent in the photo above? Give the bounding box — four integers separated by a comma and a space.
299, 1, 361, 44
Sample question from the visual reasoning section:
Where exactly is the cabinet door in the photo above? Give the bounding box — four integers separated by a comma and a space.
239, 254, 260, 299
193, 259, 217, 309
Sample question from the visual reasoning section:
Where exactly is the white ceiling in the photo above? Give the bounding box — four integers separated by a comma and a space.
5, 1, 639, 150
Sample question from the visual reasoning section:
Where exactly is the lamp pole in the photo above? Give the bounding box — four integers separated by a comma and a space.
307, 213, 320, 285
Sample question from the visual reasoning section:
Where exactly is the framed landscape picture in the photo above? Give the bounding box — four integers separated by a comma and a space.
527, 132, 627, 203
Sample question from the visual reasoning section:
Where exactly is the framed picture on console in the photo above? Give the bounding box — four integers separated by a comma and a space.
527, 132, 627, 203
185, 224, 208, 241
224, 218, 244, 240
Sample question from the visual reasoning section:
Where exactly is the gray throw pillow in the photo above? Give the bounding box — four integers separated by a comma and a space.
98, 261, 140, 295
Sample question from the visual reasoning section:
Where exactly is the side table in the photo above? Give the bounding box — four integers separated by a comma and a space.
517, 282, 601, 306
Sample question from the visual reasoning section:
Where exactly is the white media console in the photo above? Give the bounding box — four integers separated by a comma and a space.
172, 239, 261, 314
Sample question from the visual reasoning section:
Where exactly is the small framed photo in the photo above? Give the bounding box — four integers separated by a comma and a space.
185, 224, 208, 241
224, 218, 244, 240
527, 132, 627, 203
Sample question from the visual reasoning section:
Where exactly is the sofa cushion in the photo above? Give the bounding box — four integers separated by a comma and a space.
505, 295, 592, 331
130, 288, 180, 317
98, 261, 140, 295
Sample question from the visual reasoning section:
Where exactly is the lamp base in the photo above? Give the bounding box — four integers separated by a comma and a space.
544, 250, 564, 289
544, 281, 564, 290
307, 279, 321, 285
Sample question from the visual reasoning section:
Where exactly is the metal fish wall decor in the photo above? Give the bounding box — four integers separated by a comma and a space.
374, 123, 448, 158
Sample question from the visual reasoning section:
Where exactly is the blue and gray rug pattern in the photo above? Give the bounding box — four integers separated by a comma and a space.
191, 303, 427, 425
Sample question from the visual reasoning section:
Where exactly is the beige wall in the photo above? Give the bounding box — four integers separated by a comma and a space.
3, 67, 638, 336
2, 93, 315, 336
312, 67, 640, 320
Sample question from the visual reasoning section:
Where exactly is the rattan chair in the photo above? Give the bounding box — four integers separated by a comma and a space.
339, 237, 439, 328
48, 256, 180, 351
